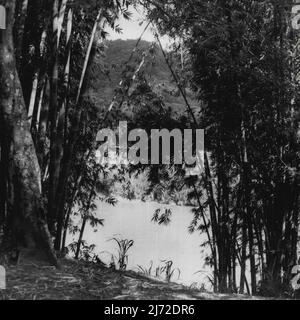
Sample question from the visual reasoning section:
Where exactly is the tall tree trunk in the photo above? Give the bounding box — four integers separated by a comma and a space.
54, 9, 73, 245
54, 10, 105, 250
13, 0, 28, 72
75, 216, 87, 260
192, 183, 218, 291
237, 244, 250, 295
0, 138, 8, 229
61, 208, 71, 250
230, 207, 238, 293
291, 179, 299, 266
239, 219, 247, 294
0, 0, 58, 266
47, 0, 59, 233
27, 70, 39, 126
241, 124, 256, 294
74, 182, 97, 260
61, 173, 83, 250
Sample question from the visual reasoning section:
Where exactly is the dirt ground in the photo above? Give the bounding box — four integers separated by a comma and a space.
0, 258, 277, 300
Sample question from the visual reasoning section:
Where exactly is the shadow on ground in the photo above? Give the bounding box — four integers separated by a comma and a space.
0, 259, 274, 300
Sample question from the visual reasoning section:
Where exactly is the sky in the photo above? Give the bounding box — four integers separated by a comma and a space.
107, 8, 171, 49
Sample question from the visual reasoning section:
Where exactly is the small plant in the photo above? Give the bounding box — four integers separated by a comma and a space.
138, 260, 181, 283
68, 241, 96, 262
189, 282, 208, 293
110, 236, 134, 271
160, 260, 181, 282
92, 254, 107, 268
137, 261, 153, 276
194, 270, 215, 289
155, 265, 163, 279
109, 256, 117, 270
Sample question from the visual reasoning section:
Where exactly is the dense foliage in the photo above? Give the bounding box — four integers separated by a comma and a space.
0, 0, 299, 298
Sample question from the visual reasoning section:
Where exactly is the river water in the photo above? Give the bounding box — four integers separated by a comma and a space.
67, 199, 212, 288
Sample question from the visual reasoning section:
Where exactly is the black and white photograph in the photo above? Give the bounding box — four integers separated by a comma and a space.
0, 0, 299, 303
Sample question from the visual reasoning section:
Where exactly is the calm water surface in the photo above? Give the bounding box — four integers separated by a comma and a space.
68, 199, 211, 287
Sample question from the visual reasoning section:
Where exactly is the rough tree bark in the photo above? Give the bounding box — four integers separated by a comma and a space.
0, 0, 58, 266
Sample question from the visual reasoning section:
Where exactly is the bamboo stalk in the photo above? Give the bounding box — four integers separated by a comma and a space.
76, 9, 104, 104
36, 79, 45, 131
54, 9, 106, 250
57, 0, 68, 47
47, 0, 60, 231
154, 27, 220, 279
28, 71, 39, 126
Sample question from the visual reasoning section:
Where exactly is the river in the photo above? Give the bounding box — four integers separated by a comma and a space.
67, 199, 212, 288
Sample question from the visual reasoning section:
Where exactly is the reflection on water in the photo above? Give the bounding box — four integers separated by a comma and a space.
67, 199, 211, 287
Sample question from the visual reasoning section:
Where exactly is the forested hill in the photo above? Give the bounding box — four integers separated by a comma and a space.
87, 39, 195, 115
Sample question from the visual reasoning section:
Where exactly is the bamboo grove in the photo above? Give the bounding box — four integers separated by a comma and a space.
0, 0, 299, 297
0, 0, 135, 266
143, 0, 300, 295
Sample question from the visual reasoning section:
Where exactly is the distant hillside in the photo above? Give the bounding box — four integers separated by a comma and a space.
87, 39, 197, 116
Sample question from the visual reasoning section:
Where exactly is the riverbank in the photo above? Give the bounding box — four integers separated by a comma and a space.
0, 258, 273, 300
